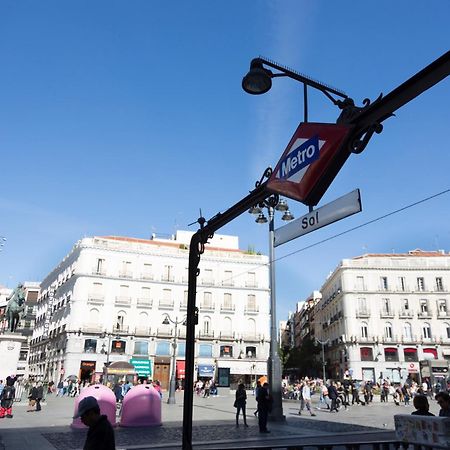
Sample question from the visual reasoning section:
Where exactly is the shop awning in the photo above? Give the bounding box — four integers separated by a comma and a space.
404, 348, 417, 353
423, 348, 438, 359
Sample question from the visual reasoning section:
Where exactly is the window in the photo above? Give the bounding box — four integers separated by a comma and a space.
384, 348, 399, 362
247, 294, 256, 311
422, 323, 432, 339
141, 287, 151, 299
177, 342, 186, 357
399, 277, 406, 291
203, 317, 211, 335
382, 298, 391, 314
156, 341, 170, 355
134, 341, 148, 355
444, 323, 450, 339
403, 299, 409, 310
356, 276, 365, 290
203, 292, 213, 308
385, 322, 393, 339
403, 322, 412, 340
361, 322, 368, 338
420, 299, 428, 313
436, 277, 444, 292
247, 272, 256, 287
438, 300, 447, 313
360, 347, 373, 361
163, 265, 174, 282
223, 270, 233, 286
203, 268, 213, 284
121, 261, 132, 277
358, 297, 367, 314
162, 289, 172, 306
95, 258, 105, 274
223, 293, 232, 309
115, 312, 126, 331
246, 346, 256, 358
138, 312, 148, 326
247, 318, 256, 336
111, 340, 126, 353
89, 308, 100, 324
143, 263, 153, 279
220, 345, 233, 358
119, 284, 129, 298
404, 348, 418, 362
380, 277, 388, 291
84, 339, 97, 353
417, 277, 425, 291
199, 344, 212, 357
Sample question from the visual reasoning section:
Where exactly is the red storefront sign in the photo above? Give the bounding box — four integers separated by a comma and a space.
176, 361, 186, 379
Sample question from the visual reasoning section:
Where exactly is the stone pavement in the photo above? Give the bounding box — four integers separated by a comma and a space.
0, 390, 439, 449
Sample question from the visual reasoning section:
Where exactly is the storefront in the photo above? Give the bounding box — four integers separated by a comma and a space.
176, 360, 185, 389
79, 360, 96, 382
216, 360, 266, 389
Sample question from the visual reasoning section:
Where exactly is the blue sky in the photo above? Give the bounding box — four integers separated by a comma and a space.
0, 1, 449, 321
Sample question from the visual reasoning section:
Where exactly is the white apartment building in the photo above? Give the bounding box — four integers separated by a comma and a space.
312, 250, 450, 384
29, 231, 270, 389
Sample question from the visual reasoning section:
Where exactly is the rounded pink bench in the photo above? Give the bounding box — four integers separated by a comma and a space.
120, 384, 162, 427
71, 384, 117, 428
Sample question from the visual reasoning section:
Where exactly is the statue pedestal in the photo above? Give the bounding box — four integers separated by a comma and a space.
0, 333, 27, 381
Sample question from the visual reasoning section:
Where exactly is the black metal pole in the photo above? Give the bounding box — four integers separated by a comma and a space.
303, 83, 308, 123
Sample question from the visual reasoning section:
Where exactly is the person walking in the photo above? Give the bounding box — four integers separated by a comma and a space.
73, 396, 116, 450
299, 381, 316, 416
36, 382, 44, 412
327, 381, 339, 412
234, 383, 249, 427
253, 381, 261, 416
203, 380, 211, 398
256, 382, 271, 433
319, 382, 330, 410
27, 383, 38, 412
0, 380, 4, 398
435, 392, 450, 417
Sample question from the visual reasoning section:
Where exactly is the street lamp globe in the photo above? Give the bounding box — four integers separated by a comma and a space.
242, 59, 273, 95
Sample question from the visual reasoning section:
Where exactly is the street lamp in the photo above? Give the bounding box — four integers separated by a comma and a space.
162, 314, 186, 404
316, 338, 329, 382
249, 193, 294, 421
100, 332, 121, 384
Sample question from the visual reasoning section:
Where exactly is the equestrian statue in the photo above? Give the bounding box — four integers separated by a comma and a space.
5, 283, 25, 333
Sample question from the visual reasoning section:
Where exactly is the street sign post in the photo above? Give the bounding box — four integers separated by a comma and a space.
274, 189, 362, 247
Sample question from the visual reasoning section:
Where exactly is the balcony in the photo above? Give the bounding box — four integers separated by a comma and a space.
221, 280, 234, 287
399, 309, 414, 319
136, 298, 153, 308
200, 278, 215, 286
158, 299, 174, 309
82, 324, 103, 333
134, 326, 151, 336
115, 296, 132, 306
245, 281, 258, 288
161, 275, 175, 282
358, 335, 377, 344
87, 295, 104, 305
401, 334, 419, 344
355, 310, 370, 318
242, 333, 260, 342
140, 273, 154, 281
113, 325, 129, 334
382, 335, 400, 344
180, 301, 188, 310
380, 309, 395, 319
417, 311, 433, 319
199, 302, 215, 312
219, 331, 235, 340
244, 305, 259, 314
91, 269, 106, 276
198, 330, 214, 339
157, 327, 173, 337
437, 310, 450, 319
119, 271, 133, 279
220, 304, 235, 313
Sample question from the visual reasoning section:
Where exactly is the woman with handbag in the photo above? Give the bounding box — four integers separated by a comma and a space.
234, 383, 249, 428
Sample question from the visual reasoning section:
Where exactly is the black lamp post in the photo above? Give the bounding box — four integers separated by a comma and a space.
162, 314, 186, 404
249, 194, 294, 421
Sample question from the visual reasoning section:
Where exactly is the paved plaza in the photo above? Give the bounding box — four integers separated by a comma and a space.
0, 390, 441, 449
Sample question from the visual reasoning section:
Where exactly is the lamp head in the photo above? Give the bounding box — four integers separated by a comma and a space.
248, 205, 262, 215
162, 317, 170, 325
242, 58, 273, 95
275, 199, 289, 212
255, 213, 268, 224
281, 210, 294, 221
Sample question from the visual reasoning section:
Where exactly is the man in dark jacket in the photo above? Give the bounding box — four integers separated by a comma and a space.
36, 382, 44, 412
327, 381, 339, 412
74, 396, 115, 450
256, 382, 271, 433
0, 376, 16, 418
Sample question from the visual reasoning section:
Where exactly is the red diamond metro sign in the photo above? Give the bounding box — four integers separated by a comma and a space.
267, 122, 353, 206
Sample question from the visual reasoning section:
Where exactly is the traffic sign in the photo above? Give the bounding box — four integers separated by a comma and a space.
267, 122, 352, 206
274, 189, 362, 247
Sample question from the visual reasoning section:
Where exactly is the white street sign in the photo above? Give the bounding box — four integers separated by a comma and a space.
274, 189, 362, 247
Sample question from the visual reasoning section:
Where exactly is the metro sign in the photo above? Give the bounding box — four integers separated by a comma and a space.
267, 122, 353, 206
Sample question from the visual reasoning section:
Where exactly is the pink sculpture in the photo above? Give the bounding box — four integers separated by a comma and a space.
71, 384, 117, 428
120, 384, 162, 427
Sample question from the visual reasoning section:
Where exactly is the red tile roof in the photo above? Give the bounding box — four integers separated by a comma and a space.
353, 249, 448, 259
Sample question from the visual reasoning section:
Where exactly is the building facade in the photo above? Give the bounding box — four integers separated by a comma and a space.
29, 231, 270, 389
310, 250, 450, 384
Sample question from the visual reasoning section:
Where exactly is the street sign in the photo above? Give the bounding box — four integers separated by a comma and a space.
274, 189, 362, 247
267, 122, 352, 206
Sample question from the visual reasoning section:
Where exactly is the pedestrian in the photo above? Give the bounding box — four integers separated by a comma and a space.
57, 380, 64, 397
113, 382, 123, 404
319, 382, 330, 409
253, 380, 261, 416
36, 382, 44, 412
234, 383, 249, 427
435, 392, 450, 417
153, 380, 162, 398
27, 382, 38, 412
73, 396, 116, 450
351, 380, 361, 405
299, 381, 316, 416
256, 382, 271, 433
327, 381, 339, 412
0, 376, 16, 419
412, 395, 434, 416
0, 380, 4, 398
203, 380, 211, 398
